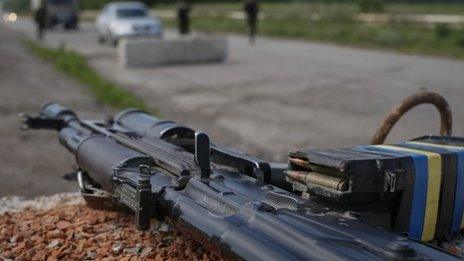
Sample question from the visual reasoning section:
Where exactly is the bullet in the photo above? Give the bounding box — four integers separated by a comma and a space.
289, 158, 342, 177
286, 170, 348, 191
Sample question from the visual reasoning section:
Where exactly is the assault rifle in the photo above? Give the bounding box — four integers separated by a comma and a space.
21, 101, 461, 260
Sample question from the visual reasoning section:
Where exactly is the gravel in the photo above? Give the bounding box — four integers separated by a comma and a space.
0, 199, 223, 260
0, 193, 82, 215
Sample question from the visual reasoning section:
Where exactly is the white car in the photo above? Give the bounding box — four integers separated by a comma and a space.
96, 2, 163, 45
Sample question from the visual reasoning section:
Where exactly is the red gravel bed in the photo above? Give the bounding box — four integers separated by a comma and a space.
0, 204, 223, 260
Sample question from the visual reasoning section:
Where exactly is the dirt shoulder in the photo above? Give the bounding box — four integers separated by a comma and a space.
0, 25, 113, 198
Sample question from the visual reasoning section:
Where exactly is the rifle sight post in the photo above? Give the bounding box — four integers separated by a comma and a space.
194, 132, 211, 180
135, 164, 152, 230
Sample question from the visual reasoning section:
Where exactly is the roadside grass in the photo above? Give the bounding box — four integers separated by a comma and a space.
159, 2, 464, 59
158, 2, 464, 16
24, 40, 148, 111
387, 3, 464, 15
181, 17, 464, 59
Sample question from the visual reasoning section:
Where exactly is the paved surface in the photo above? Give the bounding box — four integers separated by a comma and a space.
6, 19, 464, 162
0, 24, 113, 197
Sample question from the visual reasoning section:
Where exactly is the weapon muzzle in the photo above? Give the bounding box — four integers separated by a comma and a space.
20, 102, 79, 131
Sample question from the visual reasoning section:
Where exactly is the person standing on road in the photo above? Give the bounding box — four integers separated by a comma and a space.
177, 0, 191, 35
244, 0, 259, 44
34, 0, 48, 41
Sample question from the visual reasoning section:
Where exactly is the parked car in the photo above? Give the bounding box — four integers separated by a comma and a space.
96, 2, 163, 46
31, 0, 79, 30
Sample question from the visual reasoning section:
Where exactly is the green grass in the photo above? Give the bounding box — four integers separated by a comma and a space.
387, 3, 464, 14
24, 40, 148, 111
159, 2, 464, 59
157, 2, 464, 16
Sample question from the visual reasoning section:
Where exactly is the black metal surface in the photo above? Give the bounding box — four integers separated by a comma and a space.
288, 148, 407, 203
21, 102, 460, 260
114, 108, 194, 139
76, 136, 150, 191
211, 145, 272, 183
194, 132, 211, 180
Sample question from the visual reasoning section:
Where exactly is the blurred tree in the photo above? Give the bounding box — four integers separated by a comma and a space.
19, 0, 460, 11
140, 0, 156, 7
3, 0, 29, 13
79, 0, 156, 10
457, 32, 464, 48
358, 0, 384, 13
435, 23, 451, 38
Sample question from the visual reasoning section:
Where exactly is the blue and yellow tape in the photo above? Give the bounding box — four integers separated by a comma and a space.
377, 145, 442, 242
407, 141, 464, 234
354, 139, 464, 242
353, 145, 440, 241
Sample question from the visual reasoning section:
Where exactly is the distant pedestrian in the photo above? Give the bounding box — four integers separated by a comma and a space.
244, 0, 258, 44
34, 0, 48, 41
177, 1, 191, 35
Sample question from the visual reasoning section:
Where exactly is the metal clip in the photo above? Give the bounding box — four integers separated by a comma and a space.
77, 171, 114, 210
384, 171, 397, 193
77, 170, 90, 193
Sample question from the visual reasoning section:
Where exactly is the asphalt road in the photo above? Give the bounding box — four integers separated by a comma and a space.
7, 19, 464, 161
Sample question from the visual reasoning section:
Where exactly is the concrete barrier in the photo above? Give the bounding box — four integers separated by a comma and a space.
119, 35, 227, 67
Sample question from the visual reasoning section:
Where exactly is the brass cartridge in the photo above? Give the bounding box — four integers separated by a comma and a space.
286, 170, 348, 191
